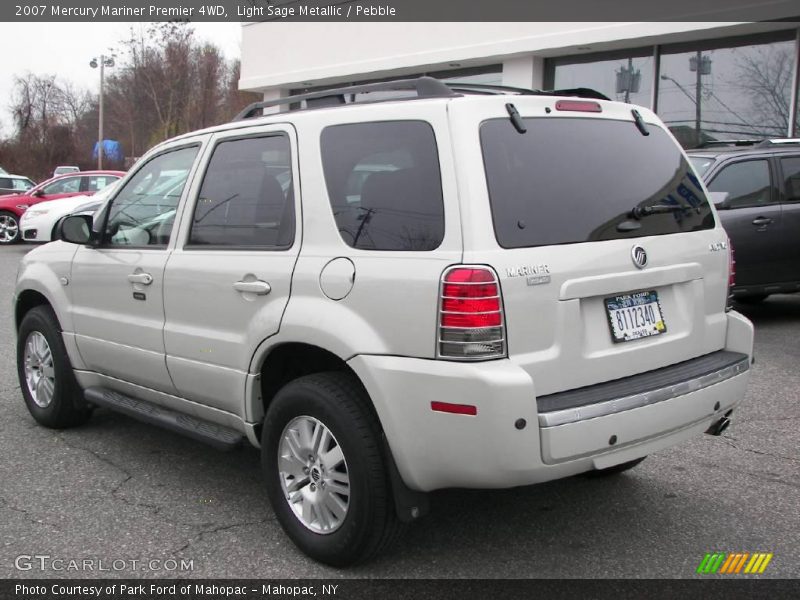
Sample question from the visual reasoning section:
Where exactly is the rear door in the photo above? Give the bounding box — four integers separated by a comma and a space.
162, 125, 301, 417
449, 97, 730, 396
777, 154, 800, 285
707, 158, 786, 287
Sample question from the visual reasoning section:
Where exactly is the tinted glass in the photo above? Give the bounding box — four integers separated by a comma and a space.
321, 121, 444, 251
43, 177, 81, 195
657, 39, 794, 148
0, 178, 11, 188
189, 135, 294, 248
553, 53, 654, 106
688, 155, 716, 177
105, 146, 198, 247
781, 157, 800, 202
708, 160, 772, 209
481, 117, 714, 249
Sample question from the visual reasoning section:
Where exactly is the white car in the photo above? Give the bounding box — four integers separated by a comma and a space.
14, 78, 754, 566
20, 181, 118, 243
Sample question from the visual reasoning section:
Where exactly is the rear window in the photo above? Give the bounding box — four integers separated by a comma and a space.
320, 121, 444, 251
481, 118, 715, 249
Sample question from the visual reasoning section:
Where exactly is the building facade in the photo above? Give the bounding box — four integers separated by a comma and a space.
240, 21, 800, 148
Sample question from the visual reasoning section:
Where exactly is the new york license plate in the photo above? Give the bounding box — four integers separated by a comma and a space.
605, 290, 666, 343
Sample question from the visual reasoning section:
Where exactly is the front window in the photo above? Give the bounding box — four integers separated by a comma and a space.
480, 117, 715, 249
688, 155, 716, 177
105, 146, 198, 247
42, 177, 81, 195
707, 160, 773, 209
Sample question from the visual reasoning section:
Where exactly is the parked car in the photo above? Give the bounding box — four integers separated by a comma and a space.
0, 170, 123, 244
687, 138, 800, 302
0, 174, 36, 195
53, 165, 80, 176
20, 180, 119, 243
14, 78, 753, 566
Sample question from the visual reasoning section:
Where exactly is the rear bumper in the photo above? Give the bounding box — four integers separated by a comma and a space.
348, 311, 754, 492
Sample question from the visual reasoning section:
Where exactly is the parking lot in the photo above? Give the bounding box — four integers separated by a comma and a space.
1, 243, 798, 579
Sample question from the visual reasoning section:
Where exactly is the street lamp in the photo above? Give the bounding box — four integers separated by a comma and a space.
89, 54, 115, 169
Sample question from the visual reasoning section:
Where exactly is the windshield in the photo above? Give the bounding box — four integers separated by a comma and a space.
688, 155, 716, 178
480, 117, 715, 249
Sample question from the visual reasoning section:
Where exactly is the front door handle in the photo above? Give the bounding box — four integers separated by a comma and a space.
233, 280, 271, 295
751, 217, 773, 227
127, 272, 153, 285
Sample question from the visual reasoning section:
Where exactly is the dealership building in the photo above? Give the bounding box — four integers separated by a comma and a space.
239, 20, 800, 148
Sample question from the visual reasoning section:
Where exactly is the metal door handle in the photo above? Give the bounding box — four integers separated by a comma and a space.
127, 272, 153, 285
233, 280, 271, 295
751, 217, 773, 226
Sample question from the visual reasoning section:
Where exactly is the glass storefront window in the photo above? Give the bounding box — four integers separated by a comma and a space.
658, 39, 795, 148
551, 53, 654, 107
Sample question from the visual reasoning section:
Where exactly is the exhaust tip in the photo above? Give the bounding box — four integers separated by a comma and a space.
706, 416, 731, 436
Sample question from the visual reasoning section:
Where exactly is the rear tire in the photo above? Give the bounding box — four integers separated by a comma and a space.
0, 210, 21, 244
585, 457, 646, 477
17, 305, 91, 428
262, 372, 404, 566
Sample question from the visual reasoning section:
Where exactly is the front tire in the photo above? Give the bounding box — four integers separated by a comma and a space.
0, 210, 21, 244
17, 306, 91, 428
262, 372, 403, 566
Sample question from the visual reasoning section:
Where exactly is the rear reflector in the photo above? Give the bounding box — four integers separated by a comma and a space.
431, 401, 478, 416
438, 266, 506, 360
555, 100, 602, 113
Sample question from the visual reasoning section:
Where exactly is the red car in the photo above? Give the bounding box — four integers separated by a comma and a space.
0, 170, 124, 244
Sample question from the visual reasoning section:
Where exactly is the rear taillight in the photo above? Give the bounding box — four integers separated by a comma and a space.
726, 238, 736, 311
438, 266, 506, 360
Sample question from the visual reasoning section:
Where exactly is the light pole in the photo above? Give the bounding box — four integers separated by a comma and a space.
89, 54, 115, 169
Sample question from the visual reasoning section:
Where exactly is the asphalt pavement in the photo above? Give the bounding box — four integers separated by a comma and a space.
1, 243, 798, 579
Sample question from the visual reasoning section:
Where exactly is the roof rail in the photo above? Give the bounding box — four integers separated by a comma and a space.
757, 138, 800, 146
696, 140, 760, 148
233, 76, 459, 121
444, 82, 610, 101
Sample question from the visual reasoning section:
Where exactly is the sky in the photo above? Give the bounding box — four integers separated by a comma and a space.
0, 22, 242, 136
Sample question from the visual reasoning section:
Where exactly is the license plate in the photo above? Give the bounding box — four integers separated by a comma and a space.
605, 290, 666, 343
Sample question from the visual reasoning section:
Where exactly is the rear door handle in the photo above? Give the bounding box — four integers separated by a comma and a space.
233, 280, 271, 295
751, 217, 773, 227
127, 272, 153, 285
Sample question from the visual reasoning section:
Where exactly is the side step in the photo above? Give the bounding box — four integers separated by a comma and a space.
84, 387, 244, 451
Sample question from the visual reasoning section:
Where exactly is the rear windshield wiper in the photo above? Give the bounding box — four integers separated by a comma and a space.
630, 202, 690, 219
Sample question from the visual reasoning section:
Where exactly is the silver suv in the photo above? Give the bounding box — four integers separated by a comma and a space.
13, 78, 754, 566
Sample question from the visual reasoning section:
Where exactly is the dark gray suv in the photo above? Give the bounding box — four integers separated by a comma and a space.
688, 139, 800, 302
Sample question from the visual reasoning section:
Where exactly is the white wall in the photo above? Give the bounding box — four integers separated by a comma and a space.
240, 21, 792, 93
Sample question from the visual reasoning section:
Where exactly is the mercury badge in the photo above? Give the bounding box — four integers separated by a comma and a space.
506, 264, 551, 286
631, 245, 648, 269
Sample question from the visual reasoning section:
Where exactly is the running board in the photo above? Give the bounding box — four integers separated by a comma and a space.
84, 387, 244, 451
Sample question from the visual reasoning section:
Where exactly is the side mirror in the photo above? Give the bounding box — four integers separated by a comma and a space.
58, 214, 94, 245
708, 191, 730, 210
32, 189, 45, 197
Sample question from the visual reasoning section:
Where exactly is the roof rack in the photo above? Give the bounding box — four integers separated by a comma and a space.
757, 138, 800, 146
233, 77, 459, 120
696, 140, 760, 148
233, 76, 611, 121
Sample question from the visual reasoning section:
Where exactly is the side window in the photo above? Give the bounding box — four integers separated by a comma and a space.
320, 121, 444, 251
708, 160, 773, 209
13, 179, 33, 191
43, 176, 81, 195
0, 178, 11, 188
188, 135, 294, 248
105, 146, 198, 247
85, 175, 116, 192
780, 157, 800, 202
